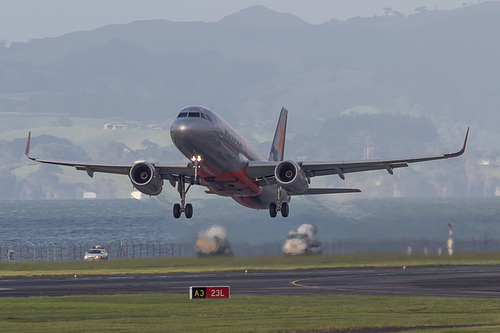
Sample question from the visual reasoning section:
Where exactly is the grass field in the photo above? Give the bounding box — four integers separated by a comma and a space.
1, 253, 500, 332
0, 294, 499, 332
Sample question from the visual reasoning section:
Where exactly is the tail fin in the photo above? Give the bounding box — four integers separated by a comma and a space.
269, 107, 288, 161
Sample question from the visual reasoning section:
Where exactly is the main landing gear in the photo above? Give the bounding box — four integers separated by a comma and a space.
173, 155, 201, 219
269, 186, 289, 218
269, 202, 289, 218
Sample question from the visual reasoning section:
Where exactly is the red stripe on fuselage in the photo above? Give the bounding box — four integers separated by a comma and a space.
199, 165, 261, 197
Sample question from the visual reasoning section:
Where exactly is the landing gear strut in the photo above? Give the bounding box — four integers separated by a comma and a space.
173, 177, 193, 218
269, 186, 289, 218
172, 155, 201, 219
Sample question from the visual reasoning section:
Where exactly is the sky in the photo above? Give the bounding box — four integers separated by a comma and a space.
0, 0, 488, 43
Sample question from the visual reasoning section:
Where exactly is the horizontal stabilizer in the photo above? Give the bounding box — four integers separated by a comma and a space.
292, 188, 361, 195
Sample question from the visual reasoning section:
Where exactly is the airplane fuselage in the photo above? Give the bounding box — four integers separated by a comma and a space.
170, 106, 287, 209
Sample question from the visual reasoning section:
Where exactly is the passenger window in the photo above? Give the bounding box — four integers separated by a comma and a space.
177, 112, 188, 118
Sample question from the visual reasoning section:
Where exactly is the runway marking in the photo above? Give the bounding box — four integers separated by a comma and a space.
291, 278, 324, 290
291, 276, 415, 296
291, 278, 310, 287
291, 277, 367, 294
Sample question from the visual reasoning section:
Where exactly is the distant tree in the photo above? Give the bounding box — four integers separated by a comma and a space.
32, 142, 90, 161
140, 139, 159, 151
20, 165, 62, 199
92, 178, 117, 199
96, 141, 133, 163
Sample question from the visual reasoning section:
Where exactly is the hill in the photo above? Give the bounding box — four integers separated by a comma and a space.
0, 3, 499, 199
0, 3, 498, 127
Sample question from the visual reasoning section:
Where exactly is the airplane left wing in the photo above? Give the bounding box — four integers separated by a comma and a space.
248, 127, 469, 184
25, 132, 194, 182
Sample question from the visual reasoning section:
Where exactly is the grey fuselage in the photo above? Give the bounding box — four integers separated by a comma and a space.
170, 106, 287, 209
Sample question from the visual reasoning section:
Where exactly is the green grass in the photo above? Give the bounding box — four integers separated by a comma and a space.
0, 294, 498, 333
1, 252, 500, 277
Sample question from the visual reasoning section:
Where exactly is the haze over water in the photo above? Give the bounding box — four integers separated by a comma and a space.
1, 198, 499, 255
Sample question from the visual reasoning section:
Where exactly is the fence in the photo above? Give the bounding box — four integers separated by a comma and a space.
1, 238, 500, 262
0, 240, 175, 262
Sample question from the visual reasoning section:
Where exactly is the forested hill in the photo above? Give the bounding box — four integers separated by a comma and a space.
0, 2, 498, 130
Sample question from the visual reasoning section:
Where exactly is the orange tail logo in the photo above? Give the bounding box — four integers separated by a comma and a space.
269, 108, 288, 161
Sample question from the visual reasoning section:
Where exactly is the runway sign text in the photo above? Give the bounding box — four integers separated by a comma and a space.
189, 286, 230, 299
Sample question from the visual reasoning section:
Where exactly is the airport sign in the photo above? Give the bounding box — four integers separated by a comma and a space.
190, 286, 230, 299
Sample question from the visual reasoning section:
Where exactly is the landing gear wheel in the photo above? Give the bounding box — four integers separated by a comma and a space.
269, 203, 277, 218
185, 203, 193, 219
173, 203, 181, 219
281, 202, 289, 218
174, 176, 196, 219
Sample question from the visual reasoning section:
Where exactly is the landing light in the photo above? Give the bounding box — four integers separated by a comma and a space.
191, 155, 202, 162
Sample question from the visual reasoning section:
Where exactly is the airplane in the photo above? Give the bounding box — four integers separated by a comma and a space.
25, 106, 469, 218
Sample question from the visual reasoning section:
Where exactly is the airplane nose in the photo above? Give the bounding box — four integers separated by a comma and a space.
170, 118, 192, 144
170, 117, 202, 138
170, 117, 214, 153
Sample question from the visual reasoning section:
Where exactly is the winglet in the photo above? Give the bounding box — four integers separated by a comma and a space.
462, 127, 470, 153
446, 127, 469, 158
269, 107, 288, 161
25, 131, 36, 161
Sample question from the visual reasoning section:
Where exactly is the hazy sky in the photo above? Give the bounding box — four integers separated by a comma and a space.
0, 0, 487, 43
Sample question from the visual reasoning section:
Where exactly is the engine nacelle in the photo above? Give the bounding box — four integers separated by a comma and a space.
274, 161, 309, 194
129, 161, 163, 196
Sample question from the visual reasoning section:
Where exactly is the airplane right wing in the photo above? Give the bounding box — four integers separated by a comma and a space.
299, 127, 468, 180
247, 128, 469, 188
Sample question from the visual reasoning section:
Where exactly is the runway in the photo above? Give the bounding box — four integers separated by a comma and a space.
1, 265, 499, 298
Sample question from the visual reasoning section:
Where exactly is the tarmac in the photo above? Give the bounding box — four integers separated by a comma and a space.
1, 265, 499, 298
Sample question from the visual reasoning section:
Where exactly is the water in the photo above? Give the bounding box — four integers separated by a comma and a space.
0, 197, 499, 256
0, 199, 175, 244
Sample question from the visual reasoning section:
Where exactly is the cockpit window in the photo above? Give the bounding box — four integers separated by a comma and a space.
201, 113, 211, 121
177, 107, 213, 122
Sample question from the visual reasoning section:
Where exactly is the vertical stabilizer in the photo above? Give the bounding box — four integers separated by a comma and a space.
269, 107, 288, 161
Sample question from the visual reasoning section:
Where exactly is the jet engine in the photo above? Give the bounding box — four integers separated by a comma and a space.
274, 161, 309, 194
129, 162, 163, 196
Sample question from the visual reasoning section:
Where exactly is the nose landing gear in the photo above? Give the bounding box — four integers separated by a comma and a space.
172, 155, 201, 219
173, 177, 193, 218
